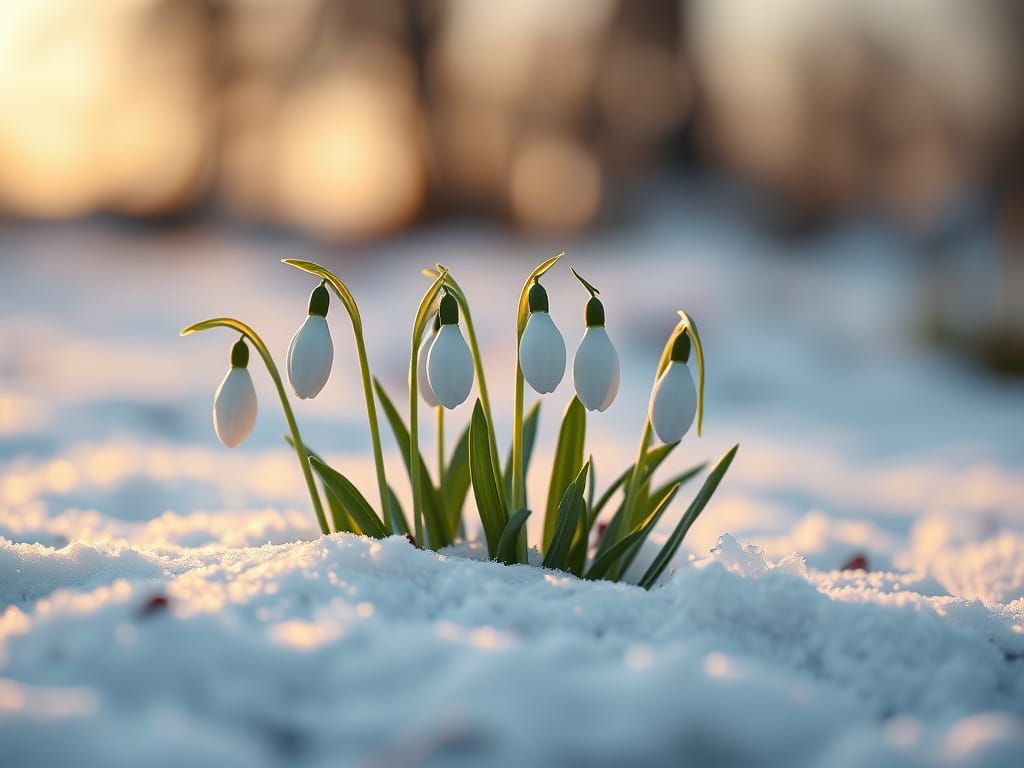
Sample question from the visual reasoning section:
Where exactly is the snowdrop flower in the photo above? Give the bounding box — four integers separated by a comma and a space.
213, 338, 258, 448
518, 281, 566, 394
416, 315, 440, 407
427, 292, 474, 409
287, 282, 333, 399
573, 295, 620, 411
649, 332, 697, 443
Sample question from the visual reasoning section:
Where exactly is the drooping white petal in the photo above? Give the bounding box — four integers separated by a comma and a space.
416, 330, 440, 407
649, 361, 697, 444
287, 315, 333, 399
427, 324, 474, 409
572, 326, 619, 412
213, 367, 257, 448
519, 311, 566, 394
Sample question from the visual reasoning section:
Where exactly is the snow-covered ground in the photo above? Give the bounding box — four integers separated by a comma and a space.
1, 194, 1023, 766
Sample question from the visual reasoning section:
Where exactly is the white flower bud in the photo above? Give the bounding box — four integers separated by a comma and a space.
287, 314, 333, 399
427, 324, 474, 409
649, 361, 697, 444
519, 311, 566, 394
213, 366, 257, 448
417, 325, 440, 407
573, 326, 619, 411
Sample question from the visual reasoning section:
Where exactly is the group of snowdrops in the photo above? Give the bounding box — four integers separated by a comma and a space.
182, 255, 737, 588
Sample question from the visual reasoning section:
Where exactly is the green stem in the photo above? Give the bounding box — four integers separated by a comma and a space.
181, 317, 328, 535
281, 260, 392, 534
423, 269, 500, 469
409, 269, 450, 547
511, 253, 564, 514
436, 405, 445, 483
619, 310, 706, 537
512, 367, 526, 510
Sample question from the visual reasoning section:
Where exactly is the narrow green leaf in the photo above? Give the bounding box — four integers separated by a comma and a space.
593, 442, 679, 552
583, 481, 685, 582
542, 460, 589, 571
283, 434, 355, 534
503, 400, 540, 503
566, 456, 594, 576
469, 400, 509, 558
496, 508, 532, 565
608, 480, 686, 579
373, 378, 450, 547
309, 456, 388, 539
387, 484, 410, 536
639, 444, 739, 589
587, 461, 596, 513
543, 397, 586, 551
441, 424, 472, 535
646, 463, 707, 515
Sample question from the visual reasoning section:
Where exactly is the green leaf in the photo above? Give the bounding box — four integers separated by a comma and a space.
283, 434, 355, 534
593, 442, 678, 553
566, 455, 594, 576
469, 400, 509, 558
585, 481, 681, 580
646, 463, 707, 516
309, 456, 388, 539
542, 460, 589, 572
496, 508, 532, 565
543, 396, 586, 551
639, 444, 739, 589
372, 378, 450, 547
587, 460, 596, 513
442, 424, 472, 535
503, 400, 540, 504
387, 484, 410, 536
608, 478, 688, 579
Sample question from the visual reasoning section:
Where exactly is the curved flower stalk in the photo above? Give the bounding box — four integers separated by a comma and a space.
180, 317, 328, 535
409, 268, 450, 546
649, 333, 698, 444
417, 315, 445, 484
281, 259, 393, 534
512, 253, 564, 513
619, 310, 706, 537
570, 269, 619, 412
287, 282, 334, 399
417, 316, 441, 408
422, 266, 500, 467
426, 293, 475, 408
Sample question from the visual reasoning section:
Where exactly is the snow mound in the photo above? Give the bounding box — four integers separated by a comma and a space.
2, 533, 1022, 767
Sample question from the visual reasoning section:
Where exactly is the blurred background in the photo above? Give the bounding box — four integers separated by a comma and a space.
0, 0, 1022, 373
0, 0, 1022, 585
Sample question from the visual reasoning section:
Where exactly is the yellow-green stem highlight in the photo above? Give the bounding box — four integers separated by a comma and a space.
426, 269, 500, 470
409, 269, 449, 546
281, 260, 393, 532
180, 317, 328, 535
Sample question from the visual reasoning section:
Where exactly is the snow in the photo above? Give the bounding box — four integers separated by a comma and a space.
1, 199, 1023, 765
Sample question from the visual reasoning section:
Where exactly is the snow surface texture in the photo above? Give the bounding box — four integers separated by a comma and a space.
2, 205, 1023, 766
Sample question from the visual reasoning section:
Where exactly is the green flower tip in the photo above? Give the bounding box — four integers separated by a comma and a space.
230, 338, 250, 368
439, 292, 459, 325
585, 296, 605, 327
308, 282, 330, 317
670, 331, 691, 363
527, 281, 549, 313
